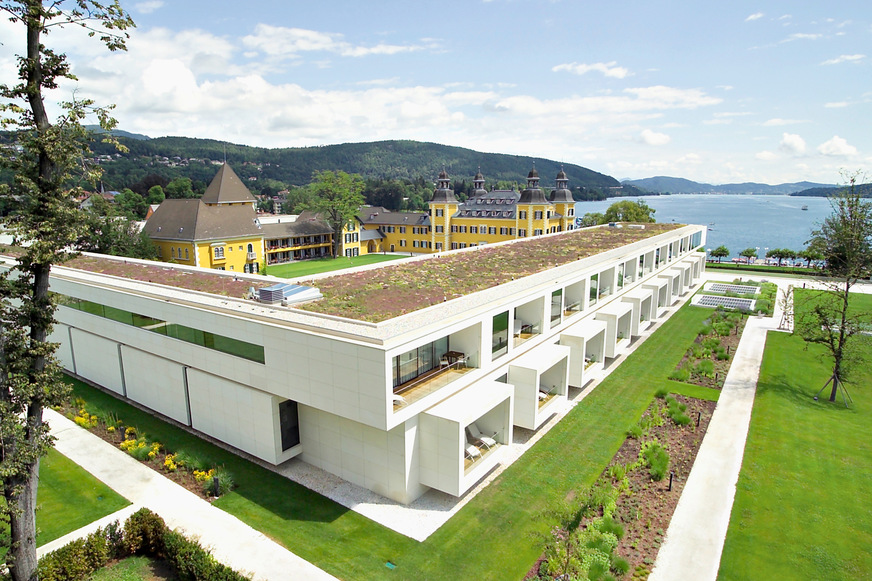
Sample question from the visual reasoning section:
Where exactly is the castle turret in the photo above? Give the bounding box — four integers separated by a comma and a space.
428, 169, 458, 251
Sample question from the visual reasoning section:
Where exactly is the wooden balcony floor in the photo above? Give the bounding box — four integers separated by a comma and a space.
393, 365, 473, 410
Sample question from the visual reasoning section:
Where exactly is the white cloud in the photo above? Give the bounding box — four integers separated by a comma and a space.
783, 33, 822, 42
135, 1, 164, 14
640, 129, 670, 146
756, 151, 778, 161
779, 133, 806, 155
552, 61, 629, 79
241, 24, 433, 60
817, 136, 858, 156
763, 118, 806, 126
745, 12, 764, 22
820, 54, 866, 65
825, 101, 849, 108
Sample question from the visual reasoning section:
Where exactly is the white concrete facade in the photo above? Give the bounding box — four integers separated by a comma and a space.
38, 224, 706, 504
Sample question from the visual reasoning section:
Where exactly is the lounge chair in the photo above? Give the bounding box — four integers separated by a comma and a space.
465, 443, 482, 462
467, 423, 496, 449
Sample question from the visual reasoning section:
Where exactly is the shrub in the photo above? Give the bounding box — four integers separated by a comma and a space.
697, 324, 713, 336
716, 348, 730, 361
640, 441, 669, 481
671, 413, 692, 426
755, 298, 771, 314
173, 449, 208, 471
627, 423, 644, 439
607, 463, 627, 481
596, 516, 625, 540
124, 508, 167, 556
713, 322, 733, 336
694, 359, 715, 377
654, 386, 669, 399
611, 556, 631, 576
702, 337, 720, 350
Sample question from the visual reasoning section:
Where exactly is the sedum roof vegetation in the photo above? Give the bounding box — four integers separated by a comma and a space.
0, 247, 262, 298
2, 222, 684, 323
299, 223, 682, 322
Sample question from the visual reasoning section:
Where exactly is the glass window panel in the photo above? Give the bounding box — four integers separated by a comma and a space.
492, 311, 509, 358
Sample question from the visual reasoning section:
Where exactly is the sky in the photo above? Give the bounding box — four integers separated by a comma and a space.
2, 1, 871, 185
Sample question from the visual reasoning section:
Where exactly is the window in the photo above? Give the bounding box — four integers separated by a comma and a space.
460, 226, 467, 233
519, 210, 527, 219
213, 246, 225, 259
171, 247, 176, 259
451, 243, 458, 249
279, 400, 301, 451
400, 226, 406, 233
534, 229, 543, 236
550, 289, 563, 327
435, 225, 444, 233
568, 208, 575, 216
509, 228, 516, 235
492, 311, 509, 359
534, 211, 543, 219
459, 243, 467, 249
451, 225, 458, 233
589, 273, 599, 306
436, 242, 443, 250
470, 226, 478, 234
436, 209, 444, 217
157, 246, 163, 258
399, 239, 406, 247
488, 227, 497, 235
546, 211, 552, 218
500, 227, 508, 235
392, 336, 449, 387
519, 229, 527, 237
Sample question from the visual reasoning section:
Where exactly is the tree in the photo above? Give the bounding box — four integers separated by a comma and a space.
0, 2, 132, 579
795, 174, 872, 405
165, 176, 195, 199
710, 245, 729, 263
146, 184, 165, 205
578, 212, 605, 228
602, 199, 656, 223
798, 239, 825, 268
739, 247, 757, 264
302, 170, 365, 257
114, 188, 147, 218
77, 210, 157, 259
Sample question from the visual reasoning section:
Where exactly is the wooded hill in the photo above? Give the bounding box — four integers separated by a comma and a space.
87, 135, 634, 196
791, 183, 872, 197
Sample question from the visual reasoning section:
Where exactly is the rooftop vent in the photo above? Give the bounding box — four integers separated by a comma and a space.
258, 283, 322, 305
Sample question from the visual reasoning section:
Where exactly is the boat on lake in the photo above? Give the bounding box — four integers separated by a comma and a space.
801, 205, 808, 210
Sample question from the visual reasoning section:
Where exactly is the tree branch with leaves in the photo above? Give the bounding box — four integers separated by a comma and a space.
0, 2, 133, 579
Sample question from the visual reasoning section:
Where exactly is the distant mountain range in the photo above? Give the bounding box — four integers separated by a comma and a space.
622, 176, 835, 195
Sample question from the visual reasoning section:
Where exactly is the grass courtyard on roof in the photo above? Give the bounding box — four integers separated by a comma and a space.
298, 223, 681, 322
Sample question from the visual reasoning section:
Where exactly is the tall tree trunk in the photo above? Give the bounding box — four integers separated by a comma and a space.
6, 458, 40, 581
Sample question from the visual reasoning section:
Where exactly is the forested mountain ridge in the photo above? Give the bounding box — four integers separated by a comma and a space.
623, 175, 833, 195
87, 135, 625, 192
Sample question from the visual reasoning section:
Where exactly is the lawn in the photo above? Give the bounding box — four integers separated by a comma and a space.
66, 303, 722, 580
1, 448, 129, 558
718, 292, 872, 580
264, 253, 406, 278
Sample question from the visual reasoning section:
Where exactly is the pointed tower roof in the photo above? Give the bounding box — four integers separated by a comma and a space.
201, 163, 257, 205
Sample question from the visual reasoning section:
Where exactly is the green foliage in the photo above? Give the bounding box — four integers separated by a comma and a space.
626, 424, 644, 439
603, 199, 656, 223
36, 509, 250, 581
668, 364, 691, 382
713, 321, 733, 336
640, 441, 670, 481
654, 386, 670, 399
710, 245, 730, 262
301, 170, 365, 257
694, 359, 715, 377
739, 247, 758, 262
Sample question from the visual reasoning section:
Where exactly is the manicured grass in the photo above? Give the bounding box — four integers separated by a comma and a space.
264, 254, 406, 278
66, 304, 720, 580
718, 293, 872, 580
1, 448, 129, 557
36, 449, 130, 547
89, 556, 176, 580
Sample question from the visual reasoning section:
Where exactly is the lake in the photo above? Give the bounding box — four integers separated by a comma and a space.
575, 195, 833, 260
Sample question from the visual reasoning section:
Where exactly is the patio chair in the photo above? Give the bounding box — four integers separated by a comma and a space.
467, 423, 496, 449
465, 443, 482, 462
440, 354, 450, 368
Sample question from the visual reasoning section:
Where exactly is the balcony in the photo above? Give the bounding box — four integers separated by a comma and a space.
247, 252, 257, 261
392, 354, 475, 411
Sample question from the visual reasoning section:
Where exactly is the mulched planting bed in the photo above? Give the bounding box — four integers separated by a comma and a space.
674, 317, 746, 389
526, 394, 716, 580
610, 395, 716, 578
58, 401, 221, 502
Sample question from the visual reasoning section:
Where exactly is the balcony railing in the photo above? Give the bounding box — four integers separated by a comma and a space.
392, 358, 474, 411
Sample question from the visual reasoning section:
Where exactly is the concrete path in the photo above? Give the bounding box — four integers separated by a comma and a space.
44, 409, 337, 581
649, 279, 783, 581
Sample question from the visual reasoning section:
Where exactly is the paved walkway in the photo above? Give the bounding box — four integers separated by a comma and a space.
649, 276, 785, 581
44, 409, 336, 581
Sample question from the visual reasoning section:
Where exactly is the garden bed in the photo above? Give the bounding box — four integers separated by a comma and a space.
669, 308, 748, 389
59, 399, 231, 502
526, 394, 716, 580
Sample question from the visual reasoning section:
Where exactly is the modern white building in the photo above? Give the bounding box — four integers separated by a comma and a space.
32, 221, 706, 504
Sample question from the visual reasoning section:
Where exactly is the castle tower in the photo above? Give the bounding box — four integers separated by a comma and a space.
550, 168, 576, 231
517, 165, 551, 237
429, 169, 458, 252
